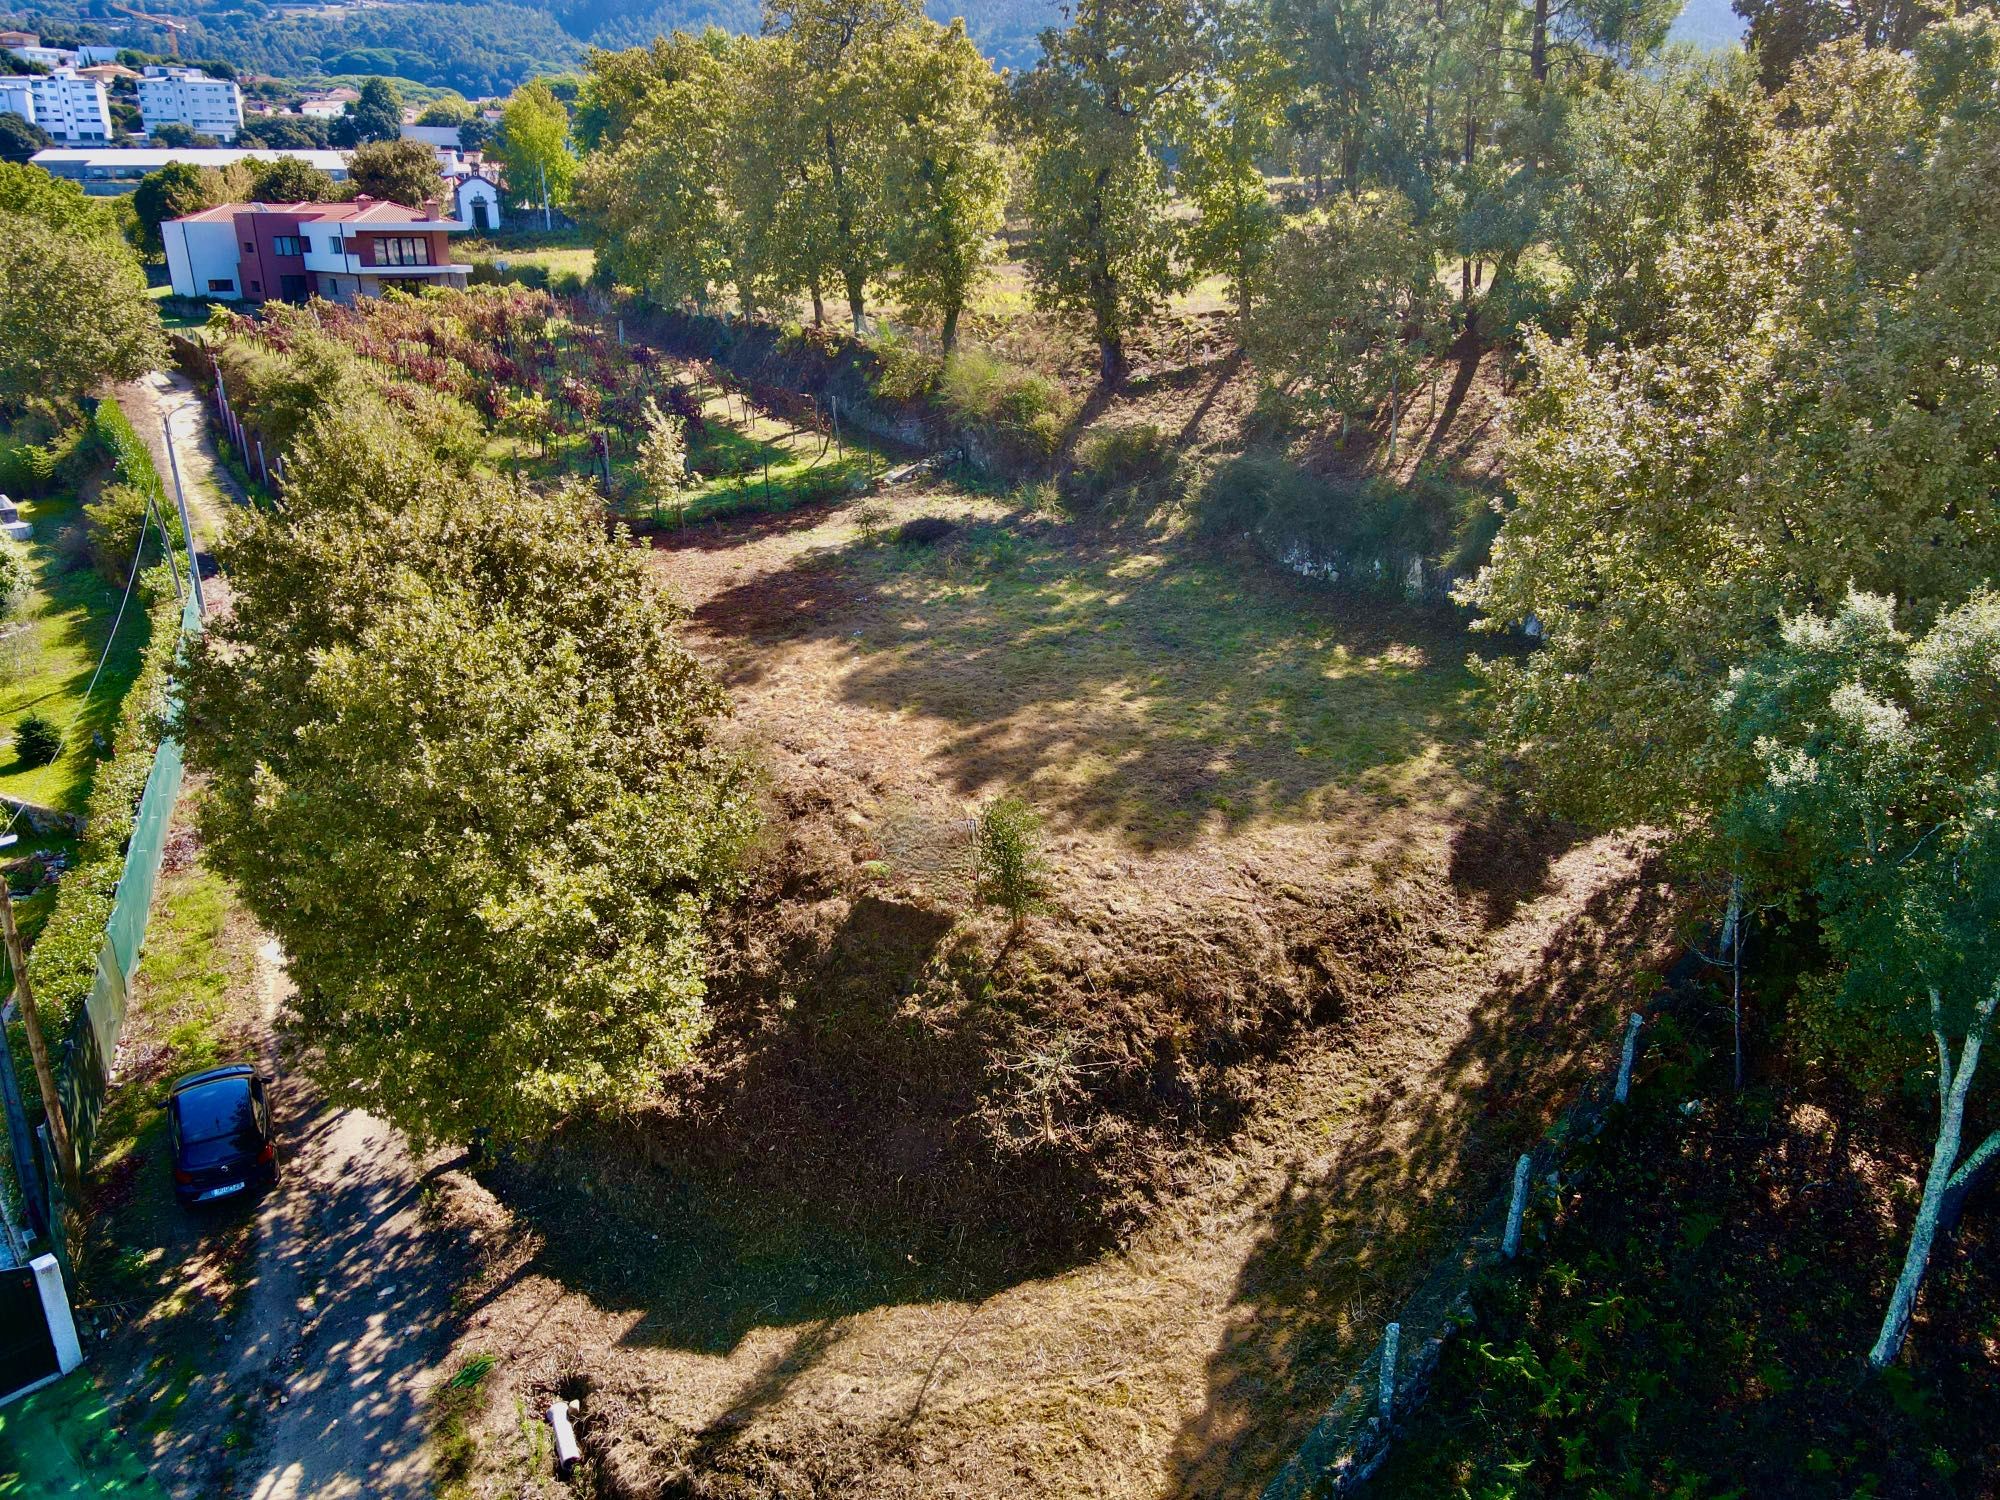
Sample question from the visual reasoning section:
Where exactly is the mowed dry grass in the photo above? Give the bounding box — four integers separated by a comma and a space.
426, 486, 1686, 1499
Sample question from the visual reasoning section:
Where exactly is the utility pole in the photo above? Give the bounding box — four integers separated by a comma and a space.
0, 852, 77, 1197
161, 412, 206, 618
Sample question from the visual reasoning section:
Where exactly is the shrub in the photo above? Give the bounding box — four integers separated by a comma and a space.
0, 437, 60, 497
973, 796, 1048, 923
936, 350, 1068, 468
14, 711, 60, 766
870, 331, 944, 404
1195, 449, 1501, 595
1061, 423, 1182, 517
85, 480, 183, 583
0, 537, 30, 618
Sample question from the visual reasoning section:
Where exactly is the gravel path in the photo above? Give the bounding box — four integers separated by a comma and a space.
234, 948, 453, 1500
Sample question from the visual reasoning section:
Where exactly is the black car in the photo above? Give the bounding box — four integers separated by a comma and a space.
167, 1065, 278, 1207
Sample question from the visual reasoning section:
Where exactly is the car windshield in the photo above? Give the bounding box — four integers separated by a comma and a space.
177, 1080, 255, 1147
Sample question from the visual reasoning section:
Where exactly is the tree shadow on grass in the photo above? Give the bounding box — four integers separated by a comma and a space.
690, 516, 1484, 850
1164, 854, 1681, 1496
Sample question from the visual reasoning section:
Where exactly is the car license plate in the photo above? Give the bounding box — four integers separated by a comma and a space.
197, 1181, 245, 1201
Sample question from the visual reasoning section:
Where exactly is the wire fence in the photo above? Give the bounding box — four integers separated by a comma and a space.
30, 561, 203, 1287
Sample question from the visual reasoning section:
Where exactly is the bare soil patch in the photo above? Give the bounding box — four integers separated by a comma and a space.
426, 483, 1690, 1497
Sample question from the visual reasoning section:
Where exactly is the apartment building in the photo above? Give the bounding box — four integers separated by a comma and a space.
138, 66, 243, 142
0, 68, 112, 143
163, 198, 472, 304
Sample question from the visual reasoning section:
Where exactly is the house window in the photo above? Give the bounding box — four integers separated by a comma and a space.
271, 235, 303, 257
375, 236, 431, 267
249, 280, 261, 295
242, 240, 254, 252
279, 273, 307, 299
206, 278, 233, 292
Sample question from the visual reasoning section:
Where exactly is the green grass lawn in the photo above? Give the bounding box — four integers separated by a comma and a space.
834, 516, 1478, 843
145, 287, 212, 334
0, 1371, 168, 1500
457, 232, 596, 284
0, 493, 155, 816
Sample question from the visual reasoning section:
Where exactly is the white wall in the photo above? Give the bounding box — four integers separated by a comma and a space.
165, 217, 243, 299
139, 70, 243, 142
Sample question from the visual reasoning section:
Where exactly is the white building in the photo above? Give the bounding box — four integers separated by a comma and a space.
10, 44, 77, 68
32, 145, 351, 191
452, 173, 502, 233
139, 66, 243, 142
299, 88, 356, 119
0, 69, 111, 143
163, 198, 471, 304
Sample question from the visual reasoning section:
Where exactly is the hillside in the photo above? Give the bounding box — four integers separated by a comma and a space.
0, 0, 1064, 92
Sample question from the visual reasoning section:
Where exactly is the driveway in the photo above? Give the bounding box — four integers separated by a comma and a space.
232, 940, 453, 1500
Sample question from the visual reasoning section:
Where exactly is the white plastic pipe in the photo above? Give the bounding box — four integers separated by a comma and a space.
549, 1399, 580, 1475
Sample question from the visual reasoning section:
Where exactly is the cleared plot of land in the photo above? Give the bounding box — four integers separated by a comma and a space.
431, 486, 1683, 1499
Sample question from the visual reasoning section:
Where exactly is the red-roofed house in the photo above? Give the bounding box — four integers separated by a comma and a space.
162, 197, 473, 305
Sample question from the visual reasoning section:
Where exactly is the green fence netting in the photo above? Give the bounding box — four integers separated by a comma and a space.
32, 577, 204, 1274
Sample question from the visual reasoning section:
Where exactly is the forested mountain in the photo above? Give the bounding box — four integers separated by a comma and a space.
0, 0, 1065, 91
0, 0, 1756, 97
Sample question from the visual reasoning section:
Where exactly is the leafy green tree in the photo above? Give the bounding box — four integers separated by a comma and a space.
1010, 0, 1206, 383
1465, 26, 2000, 831
636, 397, 692, 525
1536, 52, 1761, 343
1736, 0, 1944, 89
347, 138, 442, 210
1179, 13, 1284, 321
1718, 589, 2000, 1368
338, 76, 404, 145
881, 17, 1008, 352
575, 32, 768, 314
762, 0, 920, 332
247, 154, 338, 204
0, 212, 164, 410
497, 77, 576, 214
573, 36, 682, 152
133, 160, 220, 254
180, 401, 755, 1150
416, 93, 474, 127
149, 122, 220, 149
730, 34, 844, 323
1244, 190, 1445, 437
239, 114, 332, 151
0, 113, 50, 165
0, 161, 123, 241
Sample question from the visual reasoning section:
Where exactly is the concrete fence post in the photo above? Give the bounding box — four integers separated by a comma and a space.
1615, 1013, 1644, 1104
31, 1253, 82, 1375
1502, 1153, 1532, 1258
1378, 1323, 1400, 1422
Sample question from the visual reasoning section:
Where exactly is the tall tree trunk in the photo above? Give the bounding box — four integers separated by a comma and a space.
1869, 986, 2000, 1368
810, 283, 825, 327
1531, 0, 1550, 83
940, 301, 960, 356
846, 271, 866, 334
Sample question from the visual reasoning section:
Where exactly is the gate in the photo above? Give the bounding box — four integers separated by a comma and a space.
0, 1263, 57, 1399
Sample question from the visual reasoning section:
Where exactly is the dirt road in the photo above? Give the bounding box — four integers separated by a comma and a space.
233, 944, 454, 1498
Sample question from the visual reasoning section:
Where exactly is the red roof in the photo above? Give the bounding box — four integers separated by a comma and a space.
173, 197, 453, 226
